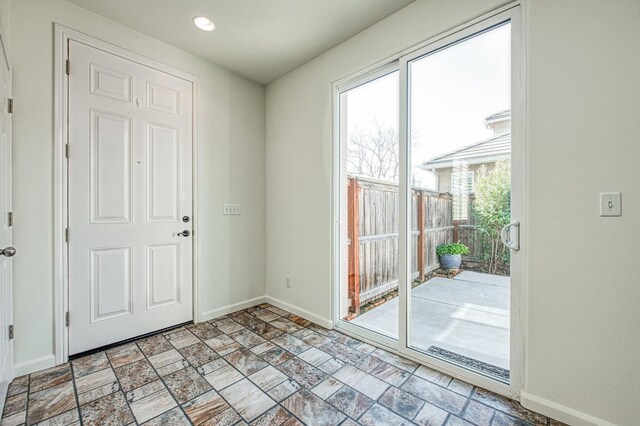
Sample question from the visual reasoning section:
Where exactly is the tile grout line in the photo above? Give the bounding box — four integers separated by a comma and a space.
458, 390, 474, 423
489, 408, 497, 425
67, 360, 86, 426
24, 373, 31, 426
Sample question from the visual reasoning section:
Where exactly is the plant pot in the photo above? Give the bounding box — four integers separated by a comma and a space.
440, 254, 462, 270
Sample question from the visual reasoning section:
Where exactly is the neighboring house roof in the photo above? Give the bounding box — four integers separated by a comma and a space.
484, 109, 511, 126
421, 132, 511, 170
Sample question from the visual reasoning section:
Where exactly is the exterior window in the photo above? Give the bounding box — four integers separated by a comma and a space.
451, 165, 474, 221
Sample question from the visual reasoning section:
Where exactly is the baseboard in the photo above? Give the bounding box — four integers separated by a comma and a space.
199, 296, 266, 322
14, 354, 56, 377
265, 296, 333, 329
199, 295, 333, 330
520, 391, 617, 426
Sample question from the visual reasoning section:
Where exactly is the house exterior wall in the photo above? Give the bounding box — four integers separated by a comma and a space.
435, 163, 496, 192
488, 120, 510, 136
432, 162, 497, 194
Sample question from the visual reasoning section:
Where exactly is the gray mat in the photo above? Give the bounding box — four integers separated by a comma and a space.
426, 346, 510, 384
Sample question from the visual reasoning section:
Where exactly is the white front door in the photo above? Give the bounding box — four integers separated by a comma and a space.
68, 40, 193, 355
0, 37, 13, 397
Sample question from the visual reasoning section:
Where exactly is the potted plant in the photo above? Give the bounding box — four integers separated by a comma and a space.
436, 243, 470, 270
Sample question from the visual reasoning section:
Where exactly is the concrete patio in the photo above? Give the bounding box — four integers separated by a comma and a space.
350, 271, 510, 370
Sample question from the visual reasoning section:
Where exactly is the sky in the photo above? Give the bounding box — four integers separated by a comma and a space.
344, 23, 511, 178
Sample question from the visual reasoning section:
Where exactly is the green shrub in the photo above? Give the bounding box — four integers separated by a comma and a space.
436, 243, 470, 256
472, 160, 511, 273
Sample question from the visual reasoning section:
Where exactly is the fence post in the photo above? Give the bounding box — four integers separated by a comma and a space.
347, 178, 360, 315
417, 190, 425, 282
453, 219, 460, 242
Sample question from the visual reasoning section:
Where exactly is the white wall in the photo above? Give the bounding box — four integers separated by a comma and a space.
524, 1, 639, 424
0, 0, 9, 48
266, 0, 640, 424
11, 0, 266, 372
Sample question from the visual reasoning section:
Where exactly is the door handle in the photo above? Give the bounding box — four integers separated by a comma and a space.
178, 230, 190, 237
0, 246, 16, 257
500, 222, 520, 251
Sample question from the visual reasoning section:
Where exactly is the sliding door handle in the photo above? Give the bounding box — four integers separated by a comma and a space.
500, 221, 520, 251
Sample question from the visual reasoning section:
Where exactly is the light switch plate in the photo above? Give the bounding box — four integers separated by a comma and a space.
599, 192, 621, 217
223, 204, 241, 215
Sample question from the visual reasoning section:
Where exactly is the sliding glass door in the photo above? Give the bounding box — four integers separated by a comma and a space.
336, 67, 400, 345
334, 6, 522, 393
404, 22, 514, 384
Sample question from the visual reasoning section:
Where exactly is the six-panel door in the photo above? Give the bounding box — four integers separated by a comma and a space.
68, 40, 193, 355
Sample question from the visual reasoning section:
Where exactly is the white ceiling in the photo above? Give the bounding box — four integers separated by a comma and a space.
65, 0, 416, 85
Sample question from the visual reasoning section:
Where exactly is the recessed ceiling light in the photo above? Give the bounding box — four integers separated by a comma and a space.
193, 15, 215, 32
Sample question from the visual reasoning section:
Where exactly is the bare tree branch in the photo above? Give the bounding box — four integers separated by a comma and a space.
348, 119, 399, 182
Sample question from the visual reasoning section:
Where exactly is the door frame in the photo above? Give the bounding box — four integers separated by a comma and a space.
331, 2, 527, 400
53, 25, 200, 364
0, 14, 12, 405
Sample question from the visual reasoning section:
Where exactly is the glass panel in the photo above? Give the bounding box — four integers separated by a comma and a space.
407, 23, 512, 382
339, 71, 399, 340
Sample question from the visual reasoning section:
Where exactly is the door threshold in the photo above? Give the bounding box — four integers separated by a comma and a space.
423, 345, 510, 384
69, 321, 193, 360
335, 320, 514, 399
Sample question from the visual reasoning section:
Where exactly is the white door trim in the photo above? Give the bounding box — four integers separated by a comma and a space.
53, 25, 199, 363
330, 2, 527, 400
0, 12, 12, 408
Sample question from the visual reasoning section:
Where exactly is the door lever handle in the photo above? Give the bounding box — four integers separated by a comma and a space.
178, 230, 190, 237
0, 246, 16, 257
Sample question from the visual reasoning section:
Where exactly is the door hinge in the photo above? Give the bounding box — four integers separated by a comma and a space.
8, 324, 13, 339
65, 228, 70, 242
65, 312, 70, 327
8, 211, 12, 227
66, 59, 70, 75
65, 144, 70, 159
7, 98, 13, 114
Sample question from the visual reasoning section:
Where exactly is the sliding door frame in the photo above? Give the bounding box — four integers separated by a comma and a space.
398, 6, 525, 399
331, 62, 400, 353
331, 2, 526, 399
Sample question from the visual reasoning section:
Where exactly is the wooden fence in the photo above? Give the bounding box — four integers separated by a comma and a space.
347, 176, 487, 314
347, 177, 454, 313
456, 196, 483, 264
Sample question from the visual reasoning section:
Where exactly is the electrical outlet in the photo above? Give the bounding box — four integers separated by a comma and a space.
285, 277, 291, 288
223, 204, 241, 215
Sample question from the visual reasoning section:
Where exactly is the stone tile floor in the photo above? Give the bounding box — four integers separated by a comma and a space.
1, 303, 562, 426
